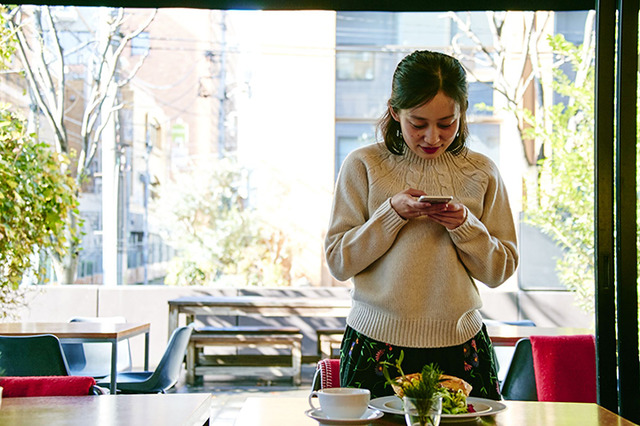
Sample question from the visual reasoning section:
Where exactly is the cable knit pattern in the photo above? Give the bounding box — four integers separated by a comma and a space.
325, 142, 518, 348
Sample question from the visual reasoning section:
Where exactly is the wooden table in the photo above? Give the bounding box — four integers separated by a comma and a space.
0, 393, 211, 426
0, 322, 150, 394
233, 396, 636, 425
168, 296, 352, 334
169, 296, 351, 384
486, 325, 593, 346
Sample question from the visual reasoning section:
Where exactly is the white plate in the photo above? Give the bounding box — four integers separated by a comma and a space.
368, 396, 507, 421
305, 408, 384, 425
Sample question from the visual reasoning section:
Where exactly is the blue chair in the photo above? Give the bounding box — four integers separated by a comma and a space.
500, 338, 538, 401
484, 319, 537, 327
61, 316, 133, 378
0, 334, 70, 376
97, 326, 193, 394
485, 319, 536, 384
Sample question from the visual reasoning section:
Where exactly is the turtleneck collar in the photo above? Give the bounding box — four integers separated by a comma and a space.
396, 143, 458, 168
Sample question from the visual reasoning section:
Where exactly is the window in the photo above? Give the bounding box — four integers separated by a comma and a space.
336, 52, 374, 80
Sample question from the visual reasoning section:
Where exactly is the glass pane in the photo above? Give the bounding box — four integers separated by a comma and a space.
1, 8, 594, 313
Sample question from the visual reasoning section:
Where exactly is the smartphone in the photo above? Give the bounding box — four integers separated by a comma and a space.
418, 195, 453, 204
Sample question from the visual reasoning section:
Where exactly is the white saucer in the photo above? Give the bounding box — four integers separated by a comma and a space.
305, 407, 384, 425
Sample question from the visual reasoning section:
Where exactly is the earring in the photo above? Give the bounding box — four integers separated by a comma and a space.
396, 129, 402, 138
456, 132, 460, 138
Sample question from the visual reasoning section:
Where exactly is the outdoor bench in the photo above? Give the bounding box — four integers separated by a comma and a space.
186, 325, 303, 385
316, 327, 344, 359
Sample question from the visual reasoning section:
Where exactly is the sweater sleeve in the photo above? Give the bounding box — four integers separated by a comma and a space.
447, 162, 519, 288
324, 153, 406, 282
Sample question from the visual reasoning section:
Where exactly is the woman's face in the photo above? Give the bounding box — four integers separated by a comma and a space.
390, 91, 461, 160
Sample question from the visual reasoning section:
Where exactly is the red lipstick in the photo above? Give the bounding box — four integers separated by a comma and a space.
421, 146, 439, 154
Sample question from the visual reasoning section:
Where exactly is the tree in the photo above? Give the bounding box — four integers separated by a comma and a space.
0, 107, 80, 304
448, 12, 602, 315
153, 158, 292, 287
0, 5, 77, 319
4, 5, 156, 283
0, 6, 80, 314
523, 34, 596, 313
448, 11, 596, 165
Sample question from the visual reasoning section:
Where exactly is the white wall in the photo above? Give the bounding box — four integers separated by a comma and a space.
18, 284, 592, 370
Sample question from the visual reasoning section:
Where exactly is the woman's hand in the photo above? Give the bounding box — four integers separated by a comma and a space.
390, 189, 466, 229
427, 202, 466, 230
390, 189, 448, 220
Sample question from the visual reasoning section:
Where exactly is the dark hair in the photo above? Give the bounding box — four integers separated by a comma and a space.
378, 50, 469, 155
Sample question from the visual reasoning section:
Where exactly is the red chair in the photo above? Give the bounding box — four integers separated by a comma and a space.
530, 334, 596, 403
311, 358, 341, 390
0, 376, 105, 397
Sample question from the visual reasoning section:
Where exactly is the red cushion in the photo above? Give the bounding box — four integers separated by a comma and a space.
530, 335, 596, 403
0, 376, 96, 397
317, 359, 341, 389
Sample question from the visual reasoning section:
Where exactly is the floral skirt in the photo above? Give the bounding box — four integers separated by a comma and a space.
339, 324, 502, 400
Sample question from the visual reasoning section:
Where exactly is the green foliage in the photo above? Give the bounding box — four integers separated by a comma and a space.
155, 157, 291, 287
382, 351, 442, 399
0, 6, 16, 70
523, 35, 596, 313
382, 353, 443, 425
0, 107, 80, 290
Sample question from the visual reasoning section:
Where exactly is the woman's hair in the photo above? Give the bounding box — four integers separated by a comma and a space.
378, 50, 469, 155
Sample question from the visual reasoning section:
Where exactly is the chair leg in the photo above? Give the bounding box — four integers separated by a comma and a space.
292, 339, 302, 386
186, 340, 196, 385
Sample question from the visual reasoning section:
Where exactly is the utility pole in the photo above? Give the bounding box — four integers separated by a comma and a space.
116, 104, 130, 286
100, 8, 118, 286
142, 114, 152, 285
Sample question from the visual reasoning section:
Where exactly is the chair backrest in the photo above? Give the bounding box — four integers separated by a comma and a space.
0, 376, 97, 397
530, 334, 596, 403
61, 316, 132, 377
311, 358, 341, 391
500, 338, 538, 401
0, 334, 70, 376
484, 319, 537, 327
142, 326, 193, 392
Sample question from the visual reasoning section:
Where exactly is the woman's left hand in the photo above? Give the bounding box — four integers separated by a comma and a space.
427, 202, 467, 230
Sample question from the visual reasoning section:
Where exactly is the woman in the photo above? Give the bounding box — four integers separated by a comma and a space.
324, 50, 518, 400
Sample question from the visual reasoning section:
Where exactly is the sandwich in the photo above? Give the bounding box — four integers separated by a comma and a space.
391, 372, 472, 399
438, 374, 473, 397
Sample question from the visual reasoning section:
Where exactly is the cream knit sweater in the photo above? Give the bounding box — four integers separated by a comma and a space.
325, 142, 519, 348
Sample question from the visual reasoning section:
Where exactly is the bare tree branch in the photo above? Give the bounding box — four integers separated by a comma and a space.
8, 5, 157, 282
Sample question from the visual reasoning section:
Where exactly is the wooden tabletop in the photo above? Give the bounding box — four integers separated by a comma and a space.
486, 325, 593, 346
233, 396, 636, 426
169, 296, 351, 309
0, 393, 211, 426
168, 296, 352, 329
0, 322, 150, 340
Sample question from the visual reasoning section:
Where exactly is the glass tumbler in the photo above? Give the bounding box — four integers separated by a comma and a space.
403, 395, 443, 426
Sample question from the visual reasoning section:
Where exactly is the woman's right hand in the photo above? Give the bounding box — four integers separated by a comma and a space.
390, 188, 447, 220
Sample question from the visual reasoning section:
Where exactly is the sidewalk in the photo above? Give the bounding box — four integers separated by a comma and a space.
169, 363, 317, 425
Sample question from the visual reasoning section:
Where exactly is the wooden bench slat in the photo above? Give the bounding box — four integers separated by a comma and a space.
194, 326, 302, 335
316, 328, 344, 335
192, 336, 302, 346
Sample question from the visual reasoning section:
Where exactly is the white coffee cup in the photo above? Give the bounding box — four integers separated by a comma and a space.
308, 387, 371, 419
